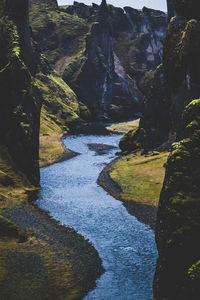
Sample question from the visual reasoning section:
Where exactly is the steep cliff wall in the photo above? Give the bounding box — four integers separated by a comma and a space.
30, 0, 167, 121
154, 1, 200, 299
121, 0, 200, 152
65, 1, 142, 120
0, 2, 103, 299
0, 0, 41, 186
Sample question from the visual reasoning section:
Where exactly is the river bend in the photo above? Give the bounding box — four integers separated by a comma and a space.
36, 133, 157, 300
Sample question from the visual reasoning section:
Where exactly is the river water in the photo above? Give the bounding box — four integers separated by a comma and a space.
36, 133, 158, 300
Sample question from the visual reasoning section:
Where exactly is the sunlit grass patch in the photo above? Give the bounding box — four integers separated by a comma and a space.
110, 152, 169, 206
106, 119, 140, 133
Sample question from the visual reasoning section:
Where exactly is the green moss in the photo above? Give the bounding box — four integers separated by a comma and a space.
164, 18, 200, 90
119, 127, 145, 152
188, 261, 200, 281
29, 2, 90, 69
36, 72, 81, 136
155, 98, 200, 298
62, 55, 86, 86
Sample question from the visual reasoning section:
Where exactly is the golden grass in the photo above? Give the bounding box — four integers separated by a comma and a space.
110, 152, 169, 206
39, 134, 66, 168
106, 118, 140, 133
39, 106, 66, 168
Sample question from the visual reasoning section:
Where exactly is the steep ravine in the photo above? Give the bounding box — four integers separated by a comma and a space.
30, 0, 167, 121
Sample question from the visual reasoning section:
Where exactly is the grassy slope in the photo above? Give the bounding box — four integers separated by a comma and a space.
101, 120, 169, 208
36, 72, 82, 167
106, 119, 140, 133
110, 152, 168, 206
30, 1, 90, 76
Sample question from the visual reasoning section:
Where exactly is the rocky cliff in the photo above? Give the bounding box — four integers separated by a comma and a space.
0, 1, 103, 299
30, 0, 167, 121
0, 0, 41, 186
154, 1, 200, 299
121, 0, 200, 152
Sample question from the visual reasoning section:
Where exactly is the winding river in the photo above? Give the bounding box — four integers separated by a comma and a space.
36, 133, 158, 300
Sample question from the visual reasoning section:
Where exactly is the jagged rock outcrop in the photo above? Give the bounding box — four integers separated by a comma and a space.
122, 0, 200, 152
154, 1, 200, 299
64, 1, 141, 120
0, 0, 41, 185
30, 0, 167, 121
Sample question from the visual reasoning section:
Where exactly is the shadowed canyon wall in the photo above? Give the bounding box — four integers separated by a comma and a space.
0, 0, 41, 185
154, 0, 200, 299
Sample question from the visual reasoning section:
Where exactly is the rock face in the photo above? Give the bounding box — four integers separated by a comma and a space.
138, 65, 171, 150
66, 1, 141, 120
167, 0, 176, 21
0, 0, 41, 185
30, 0, 167, 121
154, 1, 200, 299
124, 0, 200, 152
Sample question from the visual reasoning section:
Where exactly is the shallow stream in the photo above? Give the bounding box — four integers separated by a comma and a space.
36, 133, 157, 300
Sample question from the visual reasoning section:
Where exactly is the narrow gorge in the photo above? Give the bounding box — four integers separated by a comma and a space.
1, 0, 200, 299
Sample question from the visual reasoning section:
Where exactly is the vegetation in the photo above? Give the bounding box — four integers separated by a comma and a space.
36, 71, 86, 167
110, 152, 168, 206
119, 127, 145, 152
29, 0, 90, 74
0, 2, 102, 299
154, 99, 200, 298
106, 119, 140, 133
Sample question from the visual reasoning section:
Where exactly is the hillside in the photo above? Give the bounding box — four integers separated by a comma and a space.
30, 0, 167, 120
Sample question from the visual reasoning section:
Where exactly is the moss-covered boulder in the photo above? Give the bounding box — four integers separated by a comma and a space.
119, 127, 145, 152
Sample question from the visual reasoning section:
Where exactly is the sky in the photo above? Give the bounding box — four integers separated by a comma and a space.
57, 0, 167, 12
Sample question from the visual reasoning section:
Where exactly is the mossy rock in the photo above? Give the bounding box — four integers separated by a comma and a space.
119, 127, 145, 152
154, 96, 200, 298
163, 17, 200, 92
188, 260, 200, 281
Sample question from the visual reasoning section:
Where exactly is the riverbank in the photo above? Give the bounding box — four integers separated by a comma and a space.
106, 119, 140, 134
0, 128, 104, 299
37, 132, 157, 299
39, 133, 79, 168
98, 152, 169, 229
0, 196, 103, 300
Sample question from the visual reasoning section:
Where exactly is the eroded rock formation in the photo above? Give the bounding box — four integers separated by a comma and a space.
0, 0, 41, 185
154, 1, 200, 299
30, 0, 167, 121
